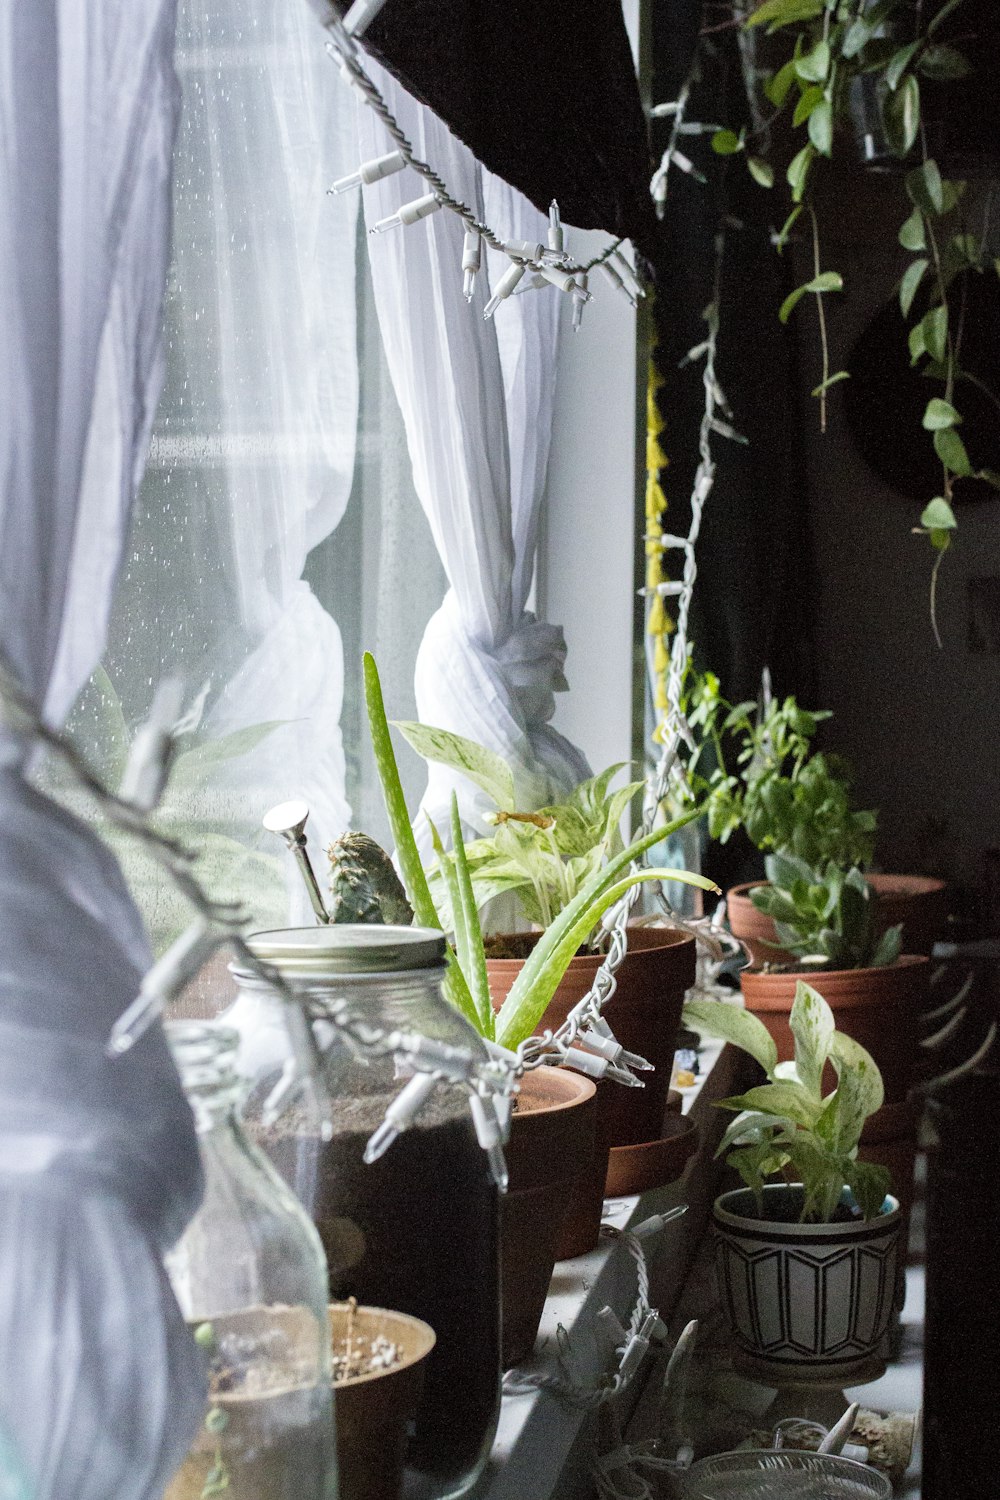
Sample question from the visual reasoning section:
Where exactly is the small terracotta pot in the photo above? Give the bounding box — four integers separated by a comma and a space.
329, 1304, 436, 1500
727, 874, 948, 966
740, 955, 929, 1103
501, 1067, 597, 1367
489, 927, 696, 1255
605, 1113, 698, 1197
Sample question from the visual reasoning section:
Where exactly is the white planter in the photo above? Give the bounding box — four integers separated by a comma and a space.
713, 1185, 902, 1381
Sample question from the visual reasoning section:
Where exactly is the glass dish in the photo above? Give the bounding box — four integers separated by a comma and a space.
681, 1449, 892, 1500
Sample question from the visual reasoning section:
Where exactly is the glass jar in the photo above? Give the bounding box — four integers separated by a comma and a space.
163, 1022, 336, 1500
227, 926, 501, 1500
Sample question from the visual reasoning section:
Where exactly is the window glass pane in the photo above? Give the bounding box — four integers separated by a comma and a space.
50, 0, 445, 957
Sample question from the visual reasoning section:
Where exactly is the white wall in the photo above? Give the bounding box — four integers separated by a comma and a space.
537, 243, 640, 778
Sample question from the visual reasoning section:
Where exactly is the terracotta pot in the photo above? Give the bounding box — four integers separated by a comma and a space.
605, 1113, 698, 1197
727, 874, 948, 966
500, 1068, 597, 1367
489, 927, 696, 1255
739, 955, 929, 1103
713, 1185, 902, 1382
328, 1304, 435, 1500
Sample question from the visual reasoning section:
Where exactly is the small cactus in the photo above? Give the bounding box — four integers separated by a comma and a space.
326, 832, 414, 926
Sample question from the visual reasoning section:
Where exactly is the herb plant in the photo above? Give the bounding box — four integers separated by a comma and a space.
684, 670, 876, 874
684, 980, 891, 1221
393, 718, 646, 947
752, 851, 902, 969
363, 652, 717, 1048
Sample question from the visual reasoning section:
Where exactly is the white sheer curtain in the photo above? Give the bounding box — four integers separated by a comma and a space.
357, 69, 589, 834
0, 1, 205, 1495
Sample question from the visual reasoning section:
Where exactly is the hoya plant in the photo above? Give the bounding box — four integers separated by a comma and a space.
683, 668, 876, 876
363, 653, 717, 1048
684, 981, 891, 1222
752, 851, 902, 970
391, 717, 646, 947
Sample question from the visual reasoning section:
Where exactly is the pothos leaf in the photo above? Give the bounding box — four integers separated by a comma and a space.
682, 997, 779, 1076
923, 396, 961, 430
899, 257, 928, 317
934, 425, 971, 476
392, 721, 516, 811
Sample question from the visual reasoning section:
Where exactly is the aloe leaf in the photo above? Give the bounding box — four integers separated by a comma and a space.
363, 653, 479, 1029
451, 793, 494, 1039
496, 859, 716, 1047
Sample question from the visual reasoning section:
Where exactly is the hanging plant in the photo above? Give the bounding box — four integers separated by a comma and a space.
708, 0, 999, 640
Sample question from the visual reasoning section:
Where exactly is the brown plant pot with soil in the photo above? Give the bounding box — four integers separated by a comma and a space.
329, 1303, 436, 1500
488, 927, 696, 1255
728, 875, 948, 966
739, 955, 929, 1104
501, 1067, 597, 1367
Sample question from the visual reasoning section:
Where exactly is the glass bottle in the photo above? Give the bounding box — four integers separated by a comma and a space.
227, 926, 501, 1500
163, 1022, 336, 1500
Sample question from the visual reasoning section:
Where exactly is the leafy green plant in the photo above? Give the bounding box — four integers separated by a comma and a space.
709, 0, 998, 631
393, 718, 646, 947
752, 851, 902, 968
683, 669, 876, 874
363, 652, 718, 1048
684, 980, 891, 1221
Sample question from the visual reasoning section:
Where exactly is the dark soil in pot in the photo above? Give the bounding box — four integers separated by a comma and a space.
256, 1093, 500, 1491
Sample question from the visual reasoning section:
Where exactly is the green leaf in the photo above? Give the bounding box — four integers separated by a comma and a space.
883, 73, 920, 156
449, 795, 494, 1039
392, 721, 515, 811
908, 319, 927, 363
747, 156, 775, 188
919, 42, 971, 80
779, 284, 809, 324
718, 1081, 824, 1128
828, 1030, 884, 1146
793, 85, 824, 127
920, 496, 957, 529
976, 468, 1000, 491
923, 397, 961, 430
712, 128, 743, 155
789, 981, 835, 1100
845, 1159, 893, 1222
170, 721, 285, 785
745, 0, 823, 28
885, 40, 920, 90
808, 97, 834, 155
811, 370, 850, 397
899, 208, 926, 251
795, 39, 830, 82
786, 143, 815, 202
363, 654, 480, 1030
934, 425, 971, 476
776, 202, 804, 251
778, 270, 842, 325
921, 305, 949, 363
682, 997, 779, 1077
906, 159, 944, 216
899, 257, 928, 317
765, 57, 798, 107
928, 0, 966, 34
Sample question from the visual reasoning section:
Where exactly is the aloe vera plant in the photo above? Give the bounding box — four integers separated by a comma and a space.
363, 652, 718, 1049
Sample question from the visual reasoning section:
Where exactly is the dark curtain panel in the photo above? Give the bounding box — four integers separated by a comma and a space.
648, 1, 817, 890
347, 0, 659, 256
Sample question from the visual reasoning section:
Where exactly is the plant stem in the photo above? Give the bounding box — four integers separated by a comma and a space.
807, 203, 831, 433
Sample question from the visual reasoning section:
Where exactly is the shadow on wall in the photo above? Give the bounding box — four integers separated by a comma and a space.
790, 165, 1000, 888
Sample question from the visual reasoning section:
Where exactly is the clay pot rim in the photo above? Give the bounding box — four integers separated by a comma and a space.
328, 1304, 436, 1385
728, 874, 947, 902
513, 1065, 597, 1117
713, 1184, 901, 1238
484, 925, 696, 970
605, 1113, 697, 1197
741, 952, 928, 982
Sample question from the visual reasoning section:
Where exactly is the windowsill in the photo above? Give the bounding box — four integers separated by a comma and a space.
469, 1039, 731, 1500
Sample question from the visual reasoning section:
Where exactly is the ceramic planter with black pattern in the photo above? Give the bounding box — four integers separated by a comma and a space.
713, 1184, 903, 1383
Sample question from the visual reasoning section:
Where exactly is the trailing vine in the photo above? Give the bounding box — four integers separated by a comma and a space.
708, 0, 999, 641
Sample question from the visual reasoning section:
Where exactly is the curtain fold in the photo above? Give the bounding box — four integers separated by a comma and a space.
0, 0, 206, 1494
357, 68, 589, 833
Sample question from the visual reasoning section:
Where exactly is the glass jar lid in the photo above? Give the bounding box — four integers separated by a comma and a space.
243, 924, 447, 977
